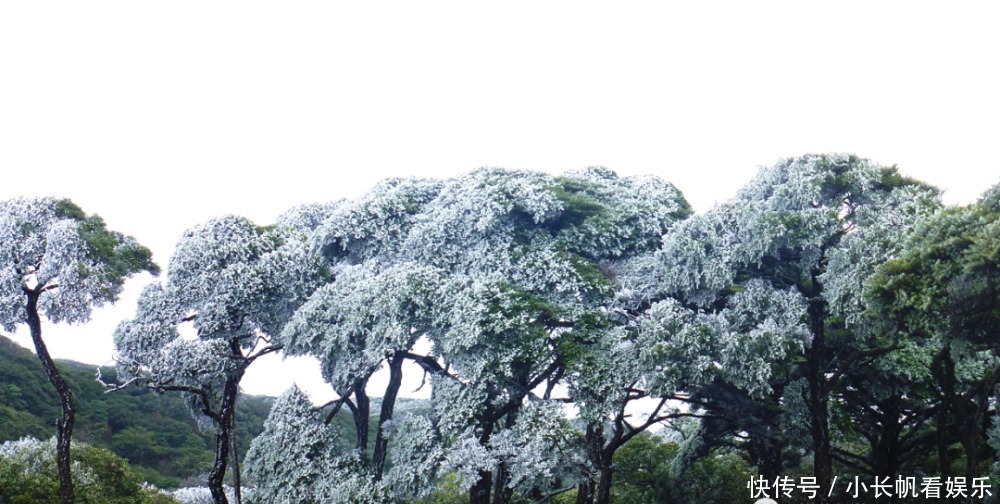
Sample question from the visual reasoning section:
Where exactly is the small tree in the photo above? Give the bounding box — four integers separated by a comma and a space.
0, 197, 157, 504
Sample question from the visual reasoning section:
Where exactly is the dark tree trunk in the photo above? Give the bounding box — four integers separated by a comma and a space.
933, 347, 955, 478
805, 293, 832, 503
577, 417, 630, 504
230, 426, 242, 504
575, 479, 595, 504
594, 464, 614, 504
871, 397, 901, 478
469, 469, 493, 504
747, 433, 784, 483
578, 422, 619, 504
373, 353, 405, 479
492, 462, 514, 504
962, 379, 996, 496
576, 423, 603, 504
353, 377, 371, 455
26, 288, 76, 504
208, 370, 243, 504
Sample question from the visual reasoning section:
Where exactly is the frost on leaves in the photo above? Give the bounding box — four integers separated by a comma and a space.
244, 386, 339, 503
0, 197, 157, 330
627, 154, 941, 492
245, 386, 397, 503
114, 214, 317, 504
281, 261, 439, 392
1, 197, 156, 504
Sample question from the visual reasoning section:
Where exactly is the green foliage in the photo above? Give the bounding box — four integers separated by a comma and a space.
610, 433, 752, 504
53, 197, 161, 290
9, 162, 992, 504
865, 183, 1000, 348
411, 473, 468, 504
0, 437, 178, 504
862, 182, 1000, 481
546, 178, 608, 232
0, 335, 271, 489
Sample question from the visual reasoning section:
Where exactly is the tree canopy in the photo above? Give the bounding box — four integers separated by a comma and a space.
4, 158, 996, 504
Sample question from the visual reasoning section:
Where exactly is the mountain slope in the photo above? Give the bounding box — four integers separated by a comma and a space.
0, 334, 271, 489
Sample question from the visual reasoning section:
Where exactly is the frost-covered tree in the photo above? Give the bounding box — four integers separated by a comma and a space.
246, 386, 402, 504
282, 261, 440, 474
0, 197, 157, 504
631, 154, 940, 498
566, 267, 809, 504
245, 386, 358, 503
831, 341, 941, 479
275, 179, 444, 485
402, 167, 690, 504
259, 168, 689, 504
114, 215, 318, 504
493, 178, 697, 504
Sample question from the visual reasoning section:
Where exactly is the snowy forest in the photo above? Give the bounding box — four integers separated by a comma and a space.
2, 153, 1000, 504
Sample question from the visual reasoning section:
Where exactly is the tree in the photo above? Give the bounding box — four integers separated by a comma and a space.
260, 167, 690, 504
608, 431, 753, 504
866, 182, 1000, 484
282, 261, 440, 473
276, 179, 443, 487
831, 346, 939, 479
631, 154, 940, 499
114, 215, 317, 504
0, 197, 157, 504
403, 167, 689, 504
243, 386, 393, 503
623, 274, 809, 486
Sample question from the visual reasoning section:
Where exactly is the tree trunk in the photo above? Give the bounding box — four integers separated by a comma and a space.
962, 383, 994, 498
490, 409, 519, 504
576, 424, 603, 504
575, 479, 595, 504
208, 371, 242, 504
806, 294, 832, 503
26, 288, 76, 504
871, 396, 901, 478
594, 464, 614, 504
353, 377, 370, 455
933, 347, 955, 478
469, 469, 492, 504
577, 423, 618, 504
373, 353, 405, 479
747, 433, 784, 483
230, 427, 242, 504
492, 461, 514, 504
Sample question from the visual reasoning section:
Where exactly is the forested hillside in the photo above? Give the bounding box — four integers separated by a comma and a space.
0, 334, 272, 489
0, 333, 422, 492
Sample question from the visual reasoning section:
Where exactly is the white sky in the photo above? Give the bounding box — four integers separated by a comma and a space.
1, 2, 998, 404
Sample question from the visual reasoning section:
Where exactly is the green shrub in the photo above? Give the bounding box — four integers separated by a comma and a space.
0, 437, 177, 504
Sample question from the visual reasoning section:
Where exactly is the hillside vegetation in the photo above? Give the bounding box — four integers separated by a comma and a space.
0, 335, 270, 489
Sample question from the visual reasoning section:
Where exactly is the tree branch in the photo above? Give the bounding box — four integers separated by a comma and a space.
246, 344, 283, 363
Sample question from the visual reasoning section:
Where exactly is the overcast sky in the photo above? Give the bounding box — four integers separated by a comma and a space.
1, 2, 997, 403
